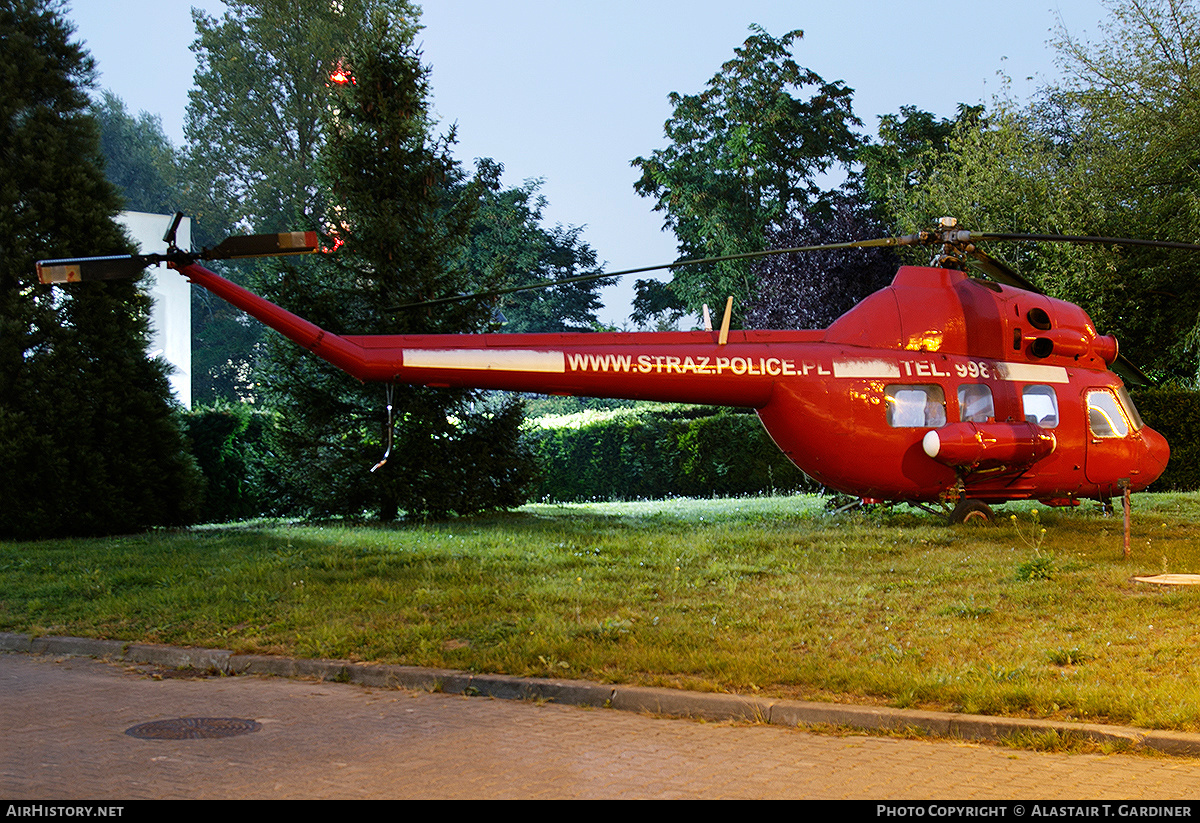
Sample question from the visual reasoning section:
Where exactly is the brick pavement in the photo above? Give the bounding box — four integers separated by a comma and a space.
3, 652, 1200, 800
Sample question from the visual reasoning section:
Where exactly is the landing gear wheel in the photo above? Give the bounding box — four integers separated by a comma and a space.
949, 499, 993, 524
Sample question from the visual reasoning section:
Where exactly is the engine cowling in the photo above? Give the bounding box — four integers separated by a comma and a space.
922, 422, 1056, 471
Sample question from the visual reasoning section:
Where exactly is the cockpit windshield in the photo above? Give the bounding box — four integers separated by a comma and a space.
1115, 385, 1144, 431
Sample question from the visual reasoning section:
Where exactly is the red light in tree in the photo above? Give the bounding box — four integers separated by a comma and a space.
330, 62, 355, 85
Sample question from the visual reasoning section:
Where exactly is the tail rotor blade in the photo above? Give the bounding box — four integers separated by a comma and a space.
203, 231, 320, 260
36, 224, 320, 285
36, 255, 148, 284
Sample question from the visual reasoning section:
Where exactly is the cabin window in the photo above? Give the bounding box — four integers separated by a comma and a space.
1022, 385, 1059, 428
1087, 389, 1130, 438
958, 384, 994, 423
885, 385, 946, 428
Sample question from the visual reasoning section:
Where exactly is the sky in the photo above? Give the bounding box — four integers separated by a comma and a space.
64, 0, 1115, 325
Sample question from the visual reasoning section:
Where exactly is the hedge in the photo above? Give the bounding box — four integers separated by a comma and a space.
523, 405, 815, 502
1132, 387, 1200, 492
180, 403, 282, 523
523, 390, 1200, 501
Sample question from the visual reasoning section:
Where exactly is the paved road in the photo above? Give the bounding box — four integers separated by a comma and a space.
3, 653, 1200, 800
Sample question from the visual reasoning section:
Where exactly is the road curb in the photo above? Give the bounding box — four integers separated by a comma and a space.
3, 631, 1195, 756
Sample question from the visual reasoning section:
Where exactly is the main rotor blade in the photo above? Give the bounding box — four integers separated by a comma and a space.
1111, 356, 1154, 388
965, 250, 1044, 293
972, 232, 1200, 253
389, 236, 908, 311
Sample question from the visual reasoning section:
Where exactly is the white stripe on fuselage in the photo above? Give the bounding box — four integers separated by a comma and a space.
403, 349, 565, 372
401, 348, 1074, 385
832, 358, 901, 379
991, 362, 1069, 384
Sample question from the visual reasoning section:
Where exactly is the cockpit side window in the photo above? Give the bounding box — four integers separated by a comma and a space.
1022, 385, 1059, 428
958, 384, 994, 423
1087, 389, 1130, 438
885, 385, 946, 427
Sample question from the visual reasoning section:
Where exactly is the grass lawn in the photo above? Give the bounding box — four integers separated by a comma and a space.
3, 492, 1200, 731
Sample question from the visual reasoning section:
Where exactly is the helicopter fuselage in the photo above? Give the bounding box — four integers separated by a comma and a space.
177, 261, 1169, 507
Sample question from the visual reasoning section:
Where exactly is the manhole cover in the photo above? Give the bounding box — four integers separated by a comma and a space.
125, 717, 261, 740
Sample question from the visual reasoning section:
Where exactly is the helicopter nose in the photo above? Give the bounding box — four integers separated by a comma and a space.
1141, 426, 1171, 481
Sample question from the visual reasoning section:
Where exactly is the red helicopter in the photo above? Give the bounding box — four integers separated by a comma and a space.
37, 215, 1183, 523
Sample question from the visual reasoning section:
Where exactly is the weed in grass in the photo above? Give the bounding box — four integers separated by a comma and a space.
1046, 647, 1093, 666
1015, 554, 1055, 581
1011, 510, 1055, 581
1001, 728, 1135, 755
577, 618, 632, 642
538, 654, 571, 674
468, 620, 521, 648
74, 567, 110, 598
937, 603, 995, 619
986, 663, 1028, 683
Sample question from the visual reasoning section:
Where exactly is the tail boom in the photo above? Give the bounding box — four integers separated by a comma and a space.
178, 262, 818, 406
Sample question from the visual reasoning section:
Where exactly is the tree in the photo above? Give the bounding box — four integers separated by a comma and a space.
885, 105, 1143, 355
466, 160, 609, 334
631, 25, 862, 324
1051, 0, 1200, 232
884, 0, 1200, 382
629, 279, 687, 331
185, 0, 379, 234
258, 9, 537, 520
1049, 0, 1200, 380
855, 104, 984, 225
893, 104, 1200, 381
184, 0, 406, 405
746, 189, 901, 330
91, 91, 181, 215
887, 106, 1089, 239
0, 0, 200, 538
740, 105, 981, 332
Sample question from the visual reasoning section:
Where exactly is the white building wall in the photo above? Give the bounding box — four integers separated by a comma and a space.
118, 211, 192, 409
